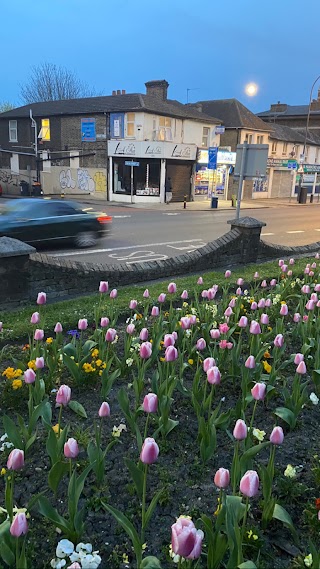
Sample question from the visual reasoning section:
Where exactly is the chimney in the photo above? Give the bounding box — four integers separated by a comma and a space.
122, 89, 126, 95
145, 80, 169, 101
112, 90, 116, 96
270, 102, 287, 113
310, 89, 320, 111
117, 90, 121, 95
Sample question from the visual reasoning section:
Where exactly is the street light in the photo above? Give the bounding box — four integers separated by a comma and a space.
297, 74, 320, 200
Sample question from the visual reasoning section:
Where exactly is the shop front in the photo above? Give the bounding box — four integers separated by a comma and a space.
294, 164, 320, 198
266, 158, 296, 199
107, 140, 197, 203
195, 149, 236, 199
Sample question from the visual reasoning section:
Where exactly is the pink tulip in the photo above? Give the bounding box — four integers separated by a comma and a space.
214, 468, 230, 489
110, 289, 118, 299
226, 342, 233, 349
181, 290, 188, 300
203, 357, 216, 372
233, 419, 247, 440
126, 324, 135, 335
99, 281, 108, 293
310, 271, 315, 277
305, 267, 310, 275
180, 317, 191, 330
287, 270, 292, 277
225, 270, 231, 278
281, 265, 288, 273
238, 316, 248, 328
207, 288, 216, 300
143, 289, 150, 298
251, 382, 266, 401
210, 328, 220, 339
151, 306, 159, 317
165, 346, 178, 362
207, 366, 221, 385
158, 293, 166, 303
236, 287, 242, 296
245, 355, 256, 369
105, 328, 117, 342
250, 301, 257, 311
171, 518, 204, 560
31, 312, 40, 324
261, 280, 267, 288
219, 339, 228, 349
260, 313, 269, 325
224, 306, 233, 317
168, 282, 177, 294
196, 338, 206, 351
270, 426, 284, 445
56, 384, 71, 407
143, 393, 158, 413
303, 315, 309, 322
301, 285, 310, 294
278, 259, 284, 267
54, 322, 63, 333
99, 402, 110, 417
24, 369, 36, 384
293, 313, 301, 323
7, 449, 24, 470
163, 334, 175, 348
10, 513, 28, 537
237, 278, 244, 286
240, 470, 259, 497
279, 304, 288, 316
289, 258, 295, 265
311, 293, 318, 302
254, 272, 259, 279
78, 318, 88, 330
37, 292, 46, 305
100, 317, 110, 328
34, 329, 44, 341
315, 253, 320, 260
189, 315, 197, 325
306, 300, 315, 311
270, 279, 277, 287
197, 277, 203, 285
201, 289, 208, 298
219, 323, 229, 335
294, 353, 304, 365
140, 328, 149, 341
129, 299, 138, 310
35, 357, 44, 369
0, 322, 2, 332
317, 301, 320, 308
296, 361, 307, 374
64, 438, 79, 459
274, 334, 284, 348
172, 331, 178, 341
140, 342, 152, 359
250, 321, 261, 335
265, 298, 272, 308
315, 284, 320, 292
140, 437, 159, 464
258, 298, 266, 308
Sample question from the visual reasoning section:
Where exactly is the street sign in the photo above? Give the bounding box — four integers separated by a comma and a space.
287, 159, 297, 169
208, 147, 218, 169
234, 144, 269, 179
125, 161, 140, 167
215, 126, 225, 135
297, 166, 304, 173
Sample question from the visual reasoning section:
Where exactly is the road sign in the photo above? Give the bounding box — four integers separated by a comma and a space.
297, 166, 304, 173
215, 126, 225, 135
208, 147, 218, 169
287, 159, 297, 169
125, 161, 140, 167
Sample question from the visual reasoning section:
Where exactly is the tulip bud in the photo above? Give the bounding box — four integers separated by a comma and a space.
287, 270, 292, 277
172, 331, 178, 341
293, 312, 301, 323
214, 467, 230, 489
237, 278, 244, 286
265, 298, 272, 307
207, 288, 216, 300
304, 267, 310, 275
165, 346, 178, 362
34, 329, 44, 341
180, 317, 191, 330
143, 288, 150, 298
207, 366, 221, 385
224, 306, 233, 317
261, 280, 267, 288
210, 328, 220, 339
163, 334, 175, 348
278, 259, 284, 267
233, 419, 247, 440
99, 402, 110, 417
100, 317, 110, 328
10, 513, 28, 537
306, 300, 316, 311
270, 279, 277, 287
129, 299, 138, 310
31, 312, 40, 324
260, 313, 269, 325
236, 287, 242, 296
181, 290, 188, 300
24, 368, 36, 384
140, 341, 152, 359
274, 333, 284, 348
197, 277, 203, 285
110, 289, 118, 299
196, 338, 206, 351
56, 384, 71, 407
78, 318, 88, 330
240, 470, 259, 497
158, 293, 166, 303
311, 293, 318, 302
54, 322, 63, 333
151, 306, 159, 317
7, 449, 24, 470
294, 353, 304, 365
301, 285, 310, 294
203, 357, 216, 372
140, 328, 149, 341
37, 292, 47, 305
171, 517, 204, 560
254, 272, 259, 279
289, 258, 295, 265
245, 355, 256, 369
140, 437, 159, 464
189, 315, 197, 325
201, 289, 208, 298
238, 316, 248, 328
258, 298, 266, 308
105, 328, 117, 342
225, 270, 231, 278
250, 320, 261, 335
64, 438, 79, 459
279, 304, 288, 316
35, 357, 45, 369
281, 264, 288, 273
219, 323, 229, 334
143, 393, 158, 413
296, 360, 307, 374
270, 426, 284, 445
251, 382, 266, 401
126, 324, 135, 335
168, 282, 177, 294
99, 281, 108, 293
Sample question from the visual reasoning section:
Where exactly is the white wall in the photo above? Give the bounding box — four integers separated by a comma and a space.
268, 139, 319, 163
239, 130, 268, 144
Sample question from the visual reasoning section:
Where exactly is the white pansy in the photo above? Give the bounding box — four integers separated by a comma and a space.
310, 392, 319, 405
56, 539, 74, 558
0, 433, 8, 442
185, 329, 191, 337
76, 543, 93, 554
50, 559, 66, 569
126, 358, 133, 367
81, 554, 102, 569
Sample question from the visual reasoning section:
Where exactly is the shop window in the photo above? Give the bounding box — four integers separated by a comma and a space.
202, 127, 210, 147
245, 133, 253, 144
158, 117, 172, 141
9, 120, 17, 142
257, 135, 264, 144
113, 159, 160, 196
282, 142, 288, 155
271, 142, 277, 154
126, 113, 135, 137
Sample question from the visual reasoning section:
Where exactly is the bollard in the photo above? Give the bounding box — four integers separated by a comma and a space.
60, 192, 65, 199
310, 194, 314, 204
184, 195, 187, 209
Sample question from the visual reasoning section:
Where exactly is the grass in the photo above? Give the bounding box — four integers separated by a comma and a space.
0, 256, 316, 341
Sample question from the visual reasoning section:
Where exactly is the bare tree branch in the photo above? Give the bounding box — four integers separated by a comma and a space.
20, 63, 99, 103
0, 101, 15, 113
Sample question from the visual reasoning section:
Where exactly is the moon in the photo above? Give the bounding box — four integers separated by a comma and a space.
245, 83, 258, 96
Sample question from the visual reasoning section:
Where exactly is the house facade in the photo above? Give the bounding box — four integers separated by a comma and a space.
0, 80, 221, 203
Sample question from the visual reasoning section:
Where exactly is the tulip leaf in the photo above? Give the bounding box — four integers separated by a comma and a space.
82, 340, 97, 356
101, 368, 121, 399
62, 343, 77, 357
238, 562, 257, 569
62, 354, 80, 382
25, 431, 37, 453
124, 458, 144, 498
68, 400, 87, 419
0, 540, 15, 567
48, 460, 69, 493
2, 415, 23, 449
37, 495, 70, 534
141, 556, 162, 568
273, 407, 296, 430
273, 503, 298, 542
240, 441, 271, 463
0, 520, 10, 538
144, 487, 165, 529
29, 399, 50, 433
101, 502, 142, 567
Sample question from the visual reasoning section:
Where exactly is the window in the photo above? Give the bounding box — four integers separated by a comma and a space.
271, 141, 277, 154
316, 148, 319, 163
159, 117, 172, 141
257, 135, 264, 144
9, 120, 17, 142
245, 133, 253, 143
306, 145, 310, 160
126, 113, 135, 137
202, 127, 210, 147
295, 145, 300, 159
282, 142, 288, 155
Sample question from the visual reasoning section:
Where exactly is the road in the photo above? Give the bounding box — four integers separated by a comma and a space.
45, 204, 320, 265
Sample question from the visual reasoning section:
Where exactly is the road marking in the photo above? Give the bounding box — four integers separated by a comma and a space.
113, 215, 131, 218
286, 230, 305, 234
315, 229, 320, 231
50, 239, 204, 257
261, 233, 275, 236
162, 213, 180, 216
167, 242, 206, 251
109, 250, 169, 264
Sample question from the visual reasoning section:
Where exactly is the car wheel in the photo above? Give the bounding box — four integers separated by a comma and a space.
74, 231, 98, 248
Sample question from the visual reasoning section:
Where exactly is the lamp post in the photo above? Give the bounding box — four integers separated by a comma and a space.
297, 74, 320, 201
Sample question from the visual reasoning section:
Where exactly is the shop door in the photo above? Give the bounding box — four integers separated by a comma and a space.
166, 162, 192, 202
271, 171, 292, 198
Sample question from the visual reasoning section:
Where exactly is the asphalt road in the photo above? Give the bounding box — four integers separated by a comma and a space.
45, 204, 320, 265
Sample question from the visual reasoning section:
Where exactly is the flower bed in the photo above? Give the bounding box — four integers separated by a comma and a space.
0, 261, 320, 569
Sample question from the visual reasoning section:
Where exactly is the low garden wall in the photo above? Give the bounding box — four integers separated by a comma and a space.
1, 216, 320, 310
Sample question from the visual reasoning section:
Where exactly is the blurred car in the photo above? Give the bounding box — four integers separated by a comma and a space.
0, 199, 112, 248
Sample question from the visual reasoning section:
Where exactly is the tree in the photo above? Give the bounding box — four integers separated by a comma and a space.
0, 102, 15, 113
20, 63, 98, 104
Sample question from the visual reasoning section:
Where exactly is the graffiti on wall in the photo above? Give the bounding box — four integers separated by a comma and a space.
0, 170, 19, 186
58, 168, 107, 193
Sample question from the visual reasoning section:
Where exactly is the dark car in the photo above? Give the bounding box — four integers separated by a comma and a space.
0, 199, 112, 248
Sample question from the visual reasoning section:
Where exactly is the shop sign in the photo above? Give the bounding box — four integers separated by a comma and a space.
108, 140, 197, 160
215, 126, 225, 134
304, 164, 320, 173
81, 118, 96, 142
217, 150, 236, 164
110, 113, 125, 138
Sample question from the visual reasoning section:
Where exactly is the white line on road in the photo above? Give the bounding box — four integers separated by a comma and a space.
113, 215, 131, 218
286, 230, 305, 234
50, 239, 204, 257
162, 213, 180, 216
261, 232, 275, 236
315, 229, 320, 231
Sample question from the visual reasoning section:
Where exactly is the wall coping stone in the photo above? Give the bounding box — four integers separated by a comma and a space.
0, 237, 35, 258
227, 216, 266, 229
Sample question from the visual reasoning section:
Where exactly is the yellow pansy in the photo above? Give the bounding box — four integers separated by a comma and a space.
95, 359, 102, 367
82, 363, 94, 373
52, 424, 60, 434
252, 428, 266, 442
188, 359, 194, 365
91, 349, 99, 358
1, 468, 6, 476
12, 379, 23, 390
159, 357, 166, 362
46, 337, 53, 344
28, 360, 37, 370
264, 351, 271, 359
262, 360, 272, 373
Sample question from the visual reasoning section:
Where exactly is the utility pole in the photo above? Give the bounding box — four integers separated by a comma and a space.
30, 109, 38, 182
297, 74, 320, 200
235, 141, 248, 220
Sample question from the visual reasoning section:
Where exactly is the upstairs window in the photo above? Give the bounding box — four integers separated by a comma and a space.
9, 120, 17, 142
245, 133, 253, 143
202, 127, 210, 147
271, 141, 277, 154
257, 135, 264, 144
158, 117, 172, 141
282, 142, 288, 155
126, 113, 135, 137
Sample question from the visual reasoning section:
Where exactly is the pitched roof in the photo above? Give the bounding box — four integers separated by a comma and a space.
194, 98, 271, 131
257, 104, 320, 118
269, 123, 306, 143
0, 94, 219, 124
